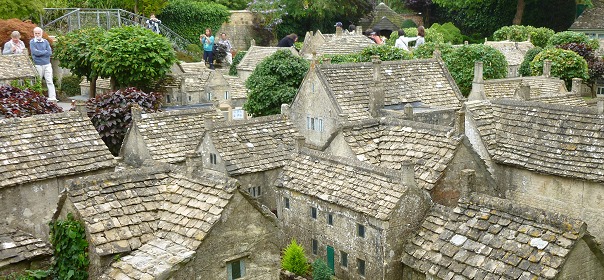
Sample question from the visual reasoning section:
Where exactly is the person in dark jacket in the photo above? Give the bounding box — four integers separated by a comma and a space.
277, 33, 297, 47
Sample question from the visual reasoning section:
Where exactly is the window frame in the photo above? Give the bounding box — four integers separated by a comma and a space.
327, 213, 333, 226
340, 251, 348, 268
311, 206, 317, 219
357, 223, 365, 238
284, 197, 290, 209
357, 258, 365, 277
312, 239, 318, 255
227, 258, 246, 280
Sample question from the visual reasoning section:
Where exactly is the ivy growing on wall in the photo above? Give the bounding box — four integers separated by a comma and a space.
49, 213, 89, 280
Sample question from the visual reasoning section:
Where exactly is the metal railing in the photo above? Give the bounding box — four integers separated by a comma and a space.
40, 8, 193, 53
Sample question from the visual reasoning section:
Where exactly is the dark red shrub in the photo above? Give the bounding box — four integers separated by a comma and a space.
0, 85, 63, 118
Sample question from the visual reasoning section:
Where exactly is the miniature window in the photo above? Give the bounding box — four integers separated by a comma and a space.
166, 95, 171, 103
307, 116, 311, 129
227, 258, 245, 280
225, 91, 229, 99
357, 258, 365, 276
318, 118, 324, 132
311, 207, 317, 219
210, 153, 217, 164
327, 213, 333, 225
357, 224, 365, 238
247, 186, 261, 197
207, 92, 212, 101
284, 197, 290, 209
312, 82, 315, 93
312, 239, 318, 255
598, 87, 604, 95
188, 95, 192, 102
340, 251, 348, 268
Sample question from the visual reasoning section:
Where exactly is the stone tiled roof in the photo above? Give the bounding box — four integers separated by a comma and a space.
316, 35, 375, 56
0, 226, 52, 268
237, 46, 298, 72
0, 112, 116, 189
223, 75, 248, 99
66, 166, 172, 256
570, 0, 604, 30
483, 76, 568, 99
466, 99, 604, 182
530, 93, 588, 107
131, 107, 222, 164
80, 77, 111, 90
317, 59, 463, 121
402, 193, 588, 279
281, 149, 413, 220
485, 41, 533, 66
179, 62, 208, 73
209, 115, 301, 175
0, 54, 37, 81
372, 2, 404, 28
341, 118, 461, 190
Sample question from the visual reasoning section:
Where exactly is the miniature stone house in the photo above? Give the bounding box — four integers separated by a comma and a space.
484, 40, 534, 78
299, 29, 375, 60
236, 46, 299, 81
288, 55, 464, 148
205, 70, 250, 121
0, 53, 38, 86
195, 114, 301, 212
277, 148, 432, 280
465, 98, 604, 248
402, 193, 604, 279
0, 111, 116, 240
0, 226, 52, 277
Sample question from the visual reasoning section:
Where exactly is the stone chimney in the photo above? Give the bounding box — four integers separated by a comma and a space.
322, 57, 332, 64
401, 160, 417, 188
543, 59, 551, 78
356, 26, 363, 34
459, 169, 476, 201
250, 39, 256, 47
204, 115, 214, 131
74, 100, 87, 115
455, 107, 465, 136
281, 104, 290, 116
403, 104, 414, 120
598, 100, 604, 114
514, 82, 531, 100
433, 49, 441, 60
484, 37, 488, 43
336, 26, 343, 37
294, 135, 305, 153
369, 55, 384, 118
468, 61, 486, 101
571, 78, 582, 95
131, 104, 142, 122
464, 41, 469, 45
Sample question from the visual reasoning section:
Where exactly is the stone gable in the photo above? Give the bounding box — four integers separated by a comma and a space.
0, 111, 116, 188
482, 76, 569, 99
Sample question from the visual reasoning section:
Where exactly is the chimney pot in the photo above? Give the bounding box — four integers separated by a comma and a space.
281, 104, 290, 116
571, 78, 582, 95
403, 104, 413, 119
455, 109, 465, 135
543, 59, 552, 78
401, 160, 417, 188
515, 82, 531, 100
131, 104, 142, 122
335, 26, 343, 37
598, 100, 604, 114
294, 135, 305, 153
204, 115, 214, 130
74, 100, 87, 115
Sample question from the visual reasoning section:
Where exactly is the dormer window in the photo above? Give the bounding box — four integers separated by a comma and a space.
210, 153, 217, 164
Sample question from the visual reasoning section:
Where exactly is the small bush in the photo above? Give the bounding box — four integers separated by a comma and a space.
321, 53, 363, 64
49, 213, 89, 280
547, 31, 599, 50
229, 51, 247, 76
519, 47, 542, 76
404, 27, 444, 44
431, 22, 463, 44
60, 75, 82, 97
0, 85, 63, 118
530, 48, 589, 89
529, 27, 555, 48
493, 25, 529, 42
413, 42, 455, 59
359, 44, 414, 61
185, 43, 203, 62
312, 259, 333, 280
281, 239, 309, 276
86, 87, 162, 155
401, 19, 417, 28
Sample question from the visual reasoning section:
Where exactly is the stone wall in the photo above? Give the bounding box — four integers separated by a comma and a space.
218, 10, 257, 52
500, 166, 604, 247
235, 168, 281, 212
170, 191, 282, 279
557, 238, 604, 279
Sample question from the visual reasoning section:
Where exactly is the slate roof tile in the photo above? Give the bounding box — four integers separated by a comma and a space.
484, 41, 533, 66
134, 107, 222, 163
0, 54, 37, 81
316, 35, 375, 56
402, 193, 587, 279
0, 226, 52, 268
483, 76, 569, 100
237, 46, 299, 72
570, 0, 604, 30
0, 112, 116, 188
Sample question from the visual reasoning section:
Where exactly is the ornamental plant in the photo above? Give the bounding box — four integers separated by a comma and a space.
281, 239, 309, 276
430, 22, 463, 44
413, 42, 455, 59
547, 31, 599, 50
312, 259, 333, 280
0, 85, 63, 118
530, 48, 589, 89
86, 87, 162, 155
556, 43, 604, 88
49, 213, 89, 280
519, 47, 542, 76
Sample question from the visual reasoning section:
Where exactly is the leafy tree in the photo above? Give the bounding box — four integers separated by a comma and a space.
312, 259, 333, 280
557, 43, 604, 91
404, 27, 444, 44
0, 0, 43, 20
530, 48, 589, 89
0, 85, 63, 118
229, 51, 247, 76
443, 44, 508, 96
433, 0, 529, 25
0, 19, 52, 50
413, 42, 454, 59
49, 213, 89, 280
429, 22, 463, 44
60, 75, 83, 97
90, 26, 176, 91
529, 27, 555, 48
214, 0, 248, 10
160, 0, 230, 44
281, 239, 309, 276
244, 50, 309, 116
518, 46, 542, 76
493, 26, 555, 48
86, 87, 162, 155
547, 31, 599, 50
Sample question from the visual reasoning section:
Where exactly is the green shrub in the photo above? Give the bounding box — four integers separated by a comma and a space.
385, 30, 399, 47
530, 48, 589, 89
281, 239, 309, 276
443, 44, 508, 96
49, 213, 89, 280
493, 25, 530, 42
401, 19, 417, 28
547, 31, 599, 50
185, 43, 203, 62
430, 22, 463, 44
160, 0, 230, 44
2, 269, 50, 280
359, 44, 414, 61
0, 85, 63, 118
519, 47, 542, 76
60, 75, 82, 97
404, 27, 444, 44
321, 53, 363, 64
413, 42, 455, 59
312, 259, 333, 280
229, 51, 247, 76
529, 27, 555, 48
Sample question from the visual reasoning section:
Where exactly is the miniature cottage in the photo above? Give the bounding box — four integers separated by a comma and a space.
0, 53, 38, 86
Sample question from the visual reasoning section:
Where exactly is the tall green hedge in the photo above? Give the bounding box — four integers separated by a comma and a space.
160, 0, 230, 44
530, 48, 589, 89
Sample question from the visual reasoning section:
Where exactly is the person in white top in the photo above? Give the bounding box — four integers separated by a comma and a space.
415, 26, 426, 48
394, 29, 418, 51
2, 31, 25, 55
218, 32, 233, 65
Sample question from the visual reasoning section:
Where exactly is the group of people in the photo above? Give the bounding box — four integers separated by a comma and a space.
367, 25, 426, 51
200, 28, 233, 70
3, 27, 56, 102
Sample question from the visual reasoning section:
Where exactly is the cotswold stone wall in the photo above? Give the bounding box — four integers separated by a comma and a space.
218, 11, 257, 52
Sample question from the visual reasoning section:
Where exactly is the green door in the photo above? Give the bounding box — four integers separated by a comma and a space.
326, 245, 335, 274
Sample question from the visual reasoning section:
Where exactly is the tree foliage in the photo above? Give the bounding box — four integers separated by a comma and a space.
413, 42, 454, 59
312, 259, 333, 280
54, 28, 105, 81
547, 31, 599, 50
160, 0, 230, 44
281, 239, 309, 276
86, 87, 162, 155
0, 19, 52, 50
0, 85, 63, 118
229, 51, 247, 76
443, 44, 508, 96
493, 25, 555, 48
244, 50, 309, 116
49, 213, 89, 280
530, 48, 589, 89
430, 22, 463, 44
323, 44, 415, 64
557, 43, 604, 86
518, 46, 542, 76
0, 0, 43, 20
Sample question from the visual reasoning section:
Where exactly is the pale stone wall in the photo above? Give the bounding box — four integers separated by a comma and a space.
170, 191, 282, 279
235, 168, 281, 212
557, 238, 604, 279
501, 166, 604, 246
218, 11, 257, 52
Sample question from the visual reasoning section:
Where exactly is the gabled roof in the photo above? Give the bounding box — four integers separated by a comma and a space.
179, 62, 209, 73
0, 225, 52, 268
483, 76, 568, 99
402, 193, 590, 279
223, 75, 248, 99
0, 54, 37, 81
236, 46, 298, 72
570, 0, 604, 30
179, 63, 212, 93
484, 40, 534, 66
372, 2, 404, 28
207, 115, 301, 175
315, 34, 375, 56
130, 107, 222, 164
79, 77, 111, 90
0, 112, 116, 189
465, 99, 604, 182
280, 149, 417, 220
372, 16, 399, 32
316, 59, 463, 121
340, 118, 462, 190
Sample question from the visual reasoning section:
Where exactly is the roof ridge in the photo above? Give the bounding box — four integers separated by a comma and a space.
141, 106, 216, 119
66, 164, 174, 192
213, 114, 288, 129
0, 111, 83, 124
492, 98, 600, 115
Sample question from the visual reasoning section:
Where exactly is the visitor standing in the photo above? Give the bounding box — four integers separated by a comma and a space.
277, 34, 297, 47
30, 27, 56, 102
415, 26, 426, 48
3, 31, 25, 55
218, 32, 233, 65
395, 30, 418, 51
200, 28, 215, 70
146, 14, 161, 34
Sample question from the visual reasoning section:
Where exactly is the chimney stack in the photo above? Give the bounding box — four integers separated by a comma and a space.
468, 61, 486, 101
369, 55, 384, 118
294, 135, 305, 153
322, 57, 332, 64
401, 160, 417, 188
250, 39, 256, 46
131, 104, 142, 122
571, 78, 582, 95
543, 59, 551, 78
459, 169, 476, 201
514, 82, 531, 100
598, 100, 604, 114
356, 26, 363, 34
336, 26, 343, 37
455, 107, 465, 136
403, 104, 414, 120
281, 104, 290, 116
204, 115, 214, 131
74, 100, 87, 115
